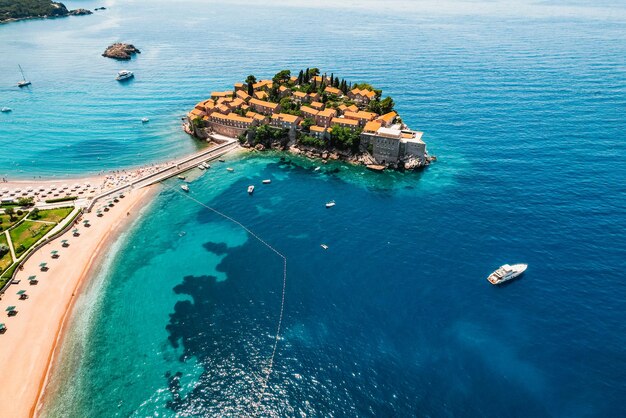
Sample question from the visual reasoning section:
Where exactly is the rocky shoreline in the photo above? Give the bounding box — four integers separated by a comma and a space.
102, 43, 141, 60
239, 140, 434, 172
0, 2, 92, 24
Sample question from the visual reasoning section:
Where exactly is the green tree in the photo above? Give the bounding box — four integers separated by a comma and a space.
309, 68, 320, 77
330, 125, 362, 153
297, 70, 304, 85
330, 73, 334, 86
16, 197, 33, 207
31, 207, 40, 219
0, 244, 8, 258
4, 207, 15, 221
304, 68, 310, 83
301, 117, 315, 132
245, 75, 256, 96
272, 69, 291, 84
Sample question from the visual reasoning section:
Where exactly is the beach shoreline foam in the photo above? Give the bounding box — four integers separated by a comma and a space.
0, 185, 156, 418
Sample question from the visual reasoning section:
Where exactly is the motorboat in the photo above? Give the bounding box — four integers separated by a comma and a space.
116, 70, 134, 81
181, 184, 190, 192
141, 117, 150, 123
198, 163, 205, 170
320, 244, 328, 250
247, 185, 255, 194
177, 175, 186, 180
487, 264, 528, 285
262, 179, 271, 184
1, 107, 11, 113
325, 200, 336, 208
227, 167, 234, 172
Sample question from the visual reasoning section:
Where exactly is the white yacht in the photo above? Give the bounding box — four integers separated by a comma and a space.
177, 175, 186, 180
198, 163, 205, 170
262, 179, 271, 184
141, 117, 150, 123
325, 200, 336, 208
487, 263, 527, 285
1, 107, 11, 113
247, 185, 255, 194
116, 70, 134, 81
181, 184, 189, 192
227, 167, 234, 172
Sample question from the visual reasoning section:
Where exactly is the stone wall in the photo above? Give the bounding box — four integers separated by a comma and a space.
208, 121, 246, 139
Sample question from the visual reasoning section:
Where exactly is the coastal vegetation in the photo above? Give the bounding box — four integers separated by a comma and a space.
29, 207, 72, 223
0, 205, 74, 286
10, 221, 55, 255
0, 0, 91, 23
0, 234, 11, 272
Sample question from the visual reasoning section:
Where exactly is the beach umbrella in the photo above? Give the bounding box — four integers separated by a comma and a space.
0, 324, 6, 330
51, 250, 58, 257
27, 276, 36, 281
5, 306, 16, 312
61, 239, 68, 245
16, 290, 26, 295
39, 262, 47, 269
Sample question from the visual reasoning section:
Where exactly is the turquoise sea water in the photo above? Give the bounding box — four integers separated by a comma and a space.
2, 0, 626, 416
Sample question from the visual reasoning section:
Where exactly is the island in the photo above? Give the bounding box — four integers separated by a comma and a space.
102, 43, 141, 60
0, 0, 92, 24
184, 68, 433, 170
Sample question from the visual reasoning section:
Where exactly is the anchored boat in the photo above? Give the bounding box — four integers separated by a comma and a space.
325, 200, 336, 208
116, 70, 134, 81
181, 184, 189, 192
247, 185, 255, 194
17, 65, 31, 87
487, 263, 527, 285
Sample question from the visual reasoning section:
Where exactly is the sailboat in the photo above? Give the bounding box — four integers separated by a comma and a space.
17, 65, 31, 88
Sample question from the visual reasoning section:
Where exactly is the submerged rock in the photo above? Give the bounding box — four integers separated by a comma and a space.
102, 43, 141, 60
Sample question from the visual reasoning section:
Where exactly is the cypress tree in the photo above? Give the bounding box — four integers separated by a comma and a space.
297, 70, 304, 85
330, 73, 334, 86
305, 68, 310, 83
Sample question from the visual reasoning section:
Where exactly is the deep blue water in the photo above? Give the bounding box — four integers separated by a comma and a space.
3, 0, 626, 416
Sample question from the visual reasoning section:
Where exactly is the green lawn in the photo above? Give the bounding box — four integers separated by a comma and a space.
0, 233, 12, 273
29, 207, 73, 223
9, 221, 55, 256
0, 212, 28, 232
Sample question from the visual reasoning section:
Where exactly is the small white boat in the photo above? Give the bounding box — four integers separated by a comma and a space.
202, 162, 210, 169
181, 184, 189, 192
487, 263, 528, 285
177, 175, 186, 180
1, 107, 11, 113
325, 200, 336, 208
314, 167, 321, 171
17, 65, 31, 87
219, 158, 226, 162
116, 70, 134, 81
141, 117, 150, 123
227, 167, 234, 172
321, 244, 328, 250
262, 179, 271, 184
198, 163, 205, 170
247, 185, 255, 194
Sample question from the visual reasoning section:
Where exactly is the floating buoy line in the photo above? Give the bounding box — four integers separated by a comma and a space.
162, 181, 287, 415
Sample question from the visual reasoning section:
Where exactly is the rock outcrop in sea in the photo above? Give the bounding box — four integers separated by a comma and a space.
102, 43, 141, 60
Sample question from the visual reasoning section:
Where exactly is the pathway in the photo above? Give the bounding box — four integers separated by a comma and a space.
4, 230, 16, 263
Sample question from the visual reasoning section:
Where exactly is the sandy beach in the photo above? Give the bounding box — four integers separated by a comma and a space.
0, 185, 155, 418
